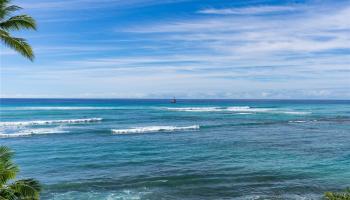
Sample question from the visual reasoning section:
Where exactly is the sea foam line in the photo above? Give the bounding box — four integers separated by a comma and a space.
1, 107, 118, 111
165, 106, 272, 112
165, 107, 222, 112
164, 106, 311, 115
0, 128, 68, 138
0, 118, 103, 126
288, 120, 307, 123
112, 125, 200, 134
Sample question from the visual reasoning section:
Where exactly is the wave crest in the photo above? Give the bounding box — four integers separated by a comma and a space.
112, 125, 200, 134
0, 128, 68, 138
165, 106, 310, 115
1, 107, 117, 111
165, 106, 271, 112
0, 118, 103, 126
165, 107, 220, 112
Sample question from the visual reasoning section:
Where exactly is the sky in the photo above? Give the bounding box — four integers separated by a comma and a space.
0, 0, 349, 99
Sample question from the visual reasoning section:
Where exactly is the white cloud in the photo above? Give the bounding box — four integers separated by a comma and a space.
198, 6, 298, 15
16, 0, 192, 10
115, 4, 350, 74
0, 49, 16, 56
2, 1, 350, 98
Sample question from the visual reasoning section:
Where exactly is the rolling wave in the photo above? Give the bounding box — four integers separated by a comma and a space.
288, 120, 307, 123
1, 107, 118, 111
166, 107, 222, 112
164, 106, 311, 115
0, 118, 103, 126
0, 128, 68, 138
164, 106, 272, 112
112, 125, 200, 134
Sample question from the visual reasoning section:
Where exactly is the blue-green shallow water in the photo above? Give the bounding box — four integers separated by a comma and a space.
0, 99, 349, 199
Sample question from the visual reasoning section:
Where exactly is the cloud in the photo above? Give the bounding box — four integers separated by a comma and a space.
0, 49, 17, 56
123, 3, 350, 58
2, 0, 350, 99
16, 0, 192, 10
198, 6, 298, 15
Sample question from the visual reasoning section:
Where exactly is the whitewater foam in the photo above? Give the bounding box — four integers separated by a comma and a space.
112, 125, 200, 134
165, 107, 221, 112
165, 106, 311, 115
165, 106, 272, 113
0, 118, 103, 126
289, 119, 318, 123
1, 107, 118, 111
0, 128, 68, 138
226, 106, 273, 112
283, 111, 311, 115
289, 120, 307, 123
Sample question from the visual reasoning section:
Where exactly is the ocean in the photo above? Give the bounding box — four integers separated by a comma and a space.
0, 98, 349, 199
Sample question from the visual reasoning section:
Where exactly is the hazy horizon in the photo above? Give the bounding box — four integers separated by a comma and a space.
1, 97, 350, 101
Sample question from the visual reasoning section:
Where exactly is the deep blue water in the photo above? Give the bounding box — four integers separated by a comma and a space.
0, 99, 349, 199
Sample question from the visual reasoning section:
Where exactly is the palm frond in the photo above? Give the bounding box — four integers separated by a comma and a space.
0, 162, 18, 186
0, 0, 15, 19
0, 0, 11, 9
0, 30, 34, 61
0, 146, 41, 199
0, 0, 36, 61
0, 0, 11, 6
0, 188, 17, 200
0, 14, 36, 30
0, 146, 19, 186
4, 5, 21, 12
0, 146, 13, 163
9, 179, 41, 200
325, 188, 350, 200
1, 5, 22, 18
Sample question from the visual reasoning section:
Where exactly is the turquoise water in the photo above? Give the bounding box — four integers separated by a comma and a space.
0, 99, 349, 199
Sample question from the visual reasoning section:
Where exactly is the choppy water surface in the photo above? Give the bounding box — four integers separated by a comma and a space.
1, 99, 349, 199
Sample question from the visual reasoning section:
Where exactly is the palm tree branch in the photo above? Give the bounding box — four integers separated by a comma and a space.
0, 0, 11, 7
0, 187, 18, 200
4, 5, 22, 12
0, 30, 34, 61
0, 146, 13, 162
0, 146, 41, 199
0, 163, 18, 186
9, 179, 41, 199
0, 1, 21, 19
0, 14, 36, 30
0, 146, 18, 186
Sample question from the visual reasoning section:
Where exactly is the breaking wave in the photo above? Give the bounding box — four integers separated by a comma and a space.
112, 125, 200, 134
164, 106, 311, 115
165, 107, 222, 112
0, 128, 68, 138
283, 111, 311, 115
0, 118, 103, 126
1, 107, 118, 111
164, 106, 271, 112
289, 120, 307, 123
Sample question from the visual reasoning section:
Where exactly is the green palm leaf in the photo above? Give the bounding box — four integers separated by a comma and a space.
0, 146, 41, 199
0, 5, 22, 18
0, 0, 36, 61
0, 29, 34, 61
0, 146, 18, 186
0, 15, 36, 30
0, 146, 13, 162
9, 179, 41, 200
325, 188, 350, 200
0, 162, 18, 186
0, 189, 17, 200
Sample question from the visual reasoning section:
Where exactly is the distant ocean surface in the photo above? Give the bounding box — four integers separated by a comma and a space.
1, 98, 349, 199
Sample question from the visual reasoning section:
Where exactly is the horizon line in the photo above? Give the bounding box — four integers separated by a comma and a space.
1, 98, 349, 101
